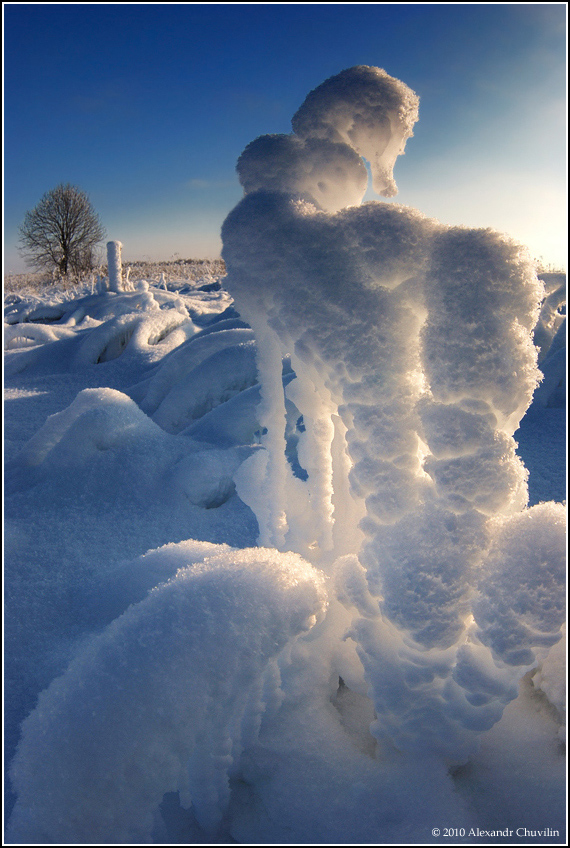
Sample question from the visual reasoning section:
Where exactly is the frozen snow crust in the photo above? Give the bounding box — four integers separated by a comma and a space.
4, 66, 566, 844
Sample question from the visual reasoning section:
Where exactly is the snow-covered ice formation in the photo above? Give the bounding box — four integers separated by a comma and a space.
4, 65, 566, 844
222, 64, 566, 759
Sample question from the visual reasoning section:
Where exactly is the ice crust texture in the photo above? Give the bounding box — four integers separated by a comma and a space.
5, 65, 566, 843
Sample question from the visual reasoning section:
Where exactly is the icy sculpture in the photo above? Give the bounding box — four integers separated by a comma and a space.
237, 134, 368, 213
222, 65, 566, 758
291, 65, 419, 198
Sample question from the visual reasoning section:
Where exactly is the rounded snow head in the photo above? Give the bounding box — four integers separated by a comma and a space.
291, 65, 419, 198
237, 134, 368, 212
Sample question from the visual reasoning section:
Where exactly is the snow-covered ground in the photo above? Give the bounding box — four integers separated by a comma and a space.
3, 65, 567, 845
3, 264, 566, 845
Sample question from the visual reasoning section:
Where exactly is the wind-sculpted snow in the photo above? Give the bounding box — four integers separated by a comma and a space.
147, 338, 259, 434
6, 386, 259, 515
222, 64, 566, 761
237, 66, 418, 211
4, 321, 77, 349
130, 327, 255, 413
237, 135, 368, 213
4, 286, 198, 378
291, 65, 419, 198
75, 309, 191, 365
7, 547, 327, 844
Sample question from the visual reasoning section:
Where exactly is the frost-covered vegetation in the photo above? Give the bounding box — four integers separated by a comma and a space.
3, 66, 566, 845
4, 257, 226, 297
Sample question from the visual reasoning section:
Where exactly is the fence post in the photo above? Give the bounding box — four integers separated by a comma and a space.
107, 241, 123, 292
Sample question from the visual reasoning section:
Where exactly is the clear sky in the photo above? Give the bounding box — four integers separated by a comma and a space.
3, 2, 567, 272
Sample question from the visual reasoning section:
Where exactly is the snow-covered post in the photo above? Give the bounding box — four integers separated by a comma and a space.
107, 241, 123, 293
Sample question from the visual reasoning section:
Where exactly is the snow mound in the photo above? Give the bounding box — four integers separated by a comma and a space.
7, 546, 327, 844
5, 387, 256, 514
133, 327, 255, 416
152, 340, 258, 434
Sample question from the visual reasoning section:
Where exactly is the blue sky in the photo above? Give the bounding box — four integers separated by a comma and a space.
3, 3, 567, 272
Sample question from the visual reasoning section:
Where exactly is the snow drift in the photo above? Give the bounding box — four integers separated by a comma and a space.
7, 548, 326, 843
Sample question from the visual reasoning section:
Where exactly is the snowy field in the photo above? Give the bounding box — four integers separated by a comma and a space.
3, 66, 567, 845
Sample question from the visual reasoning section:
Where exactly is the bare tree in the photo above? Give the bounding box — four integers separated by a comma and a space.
18, 183, 106, 278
